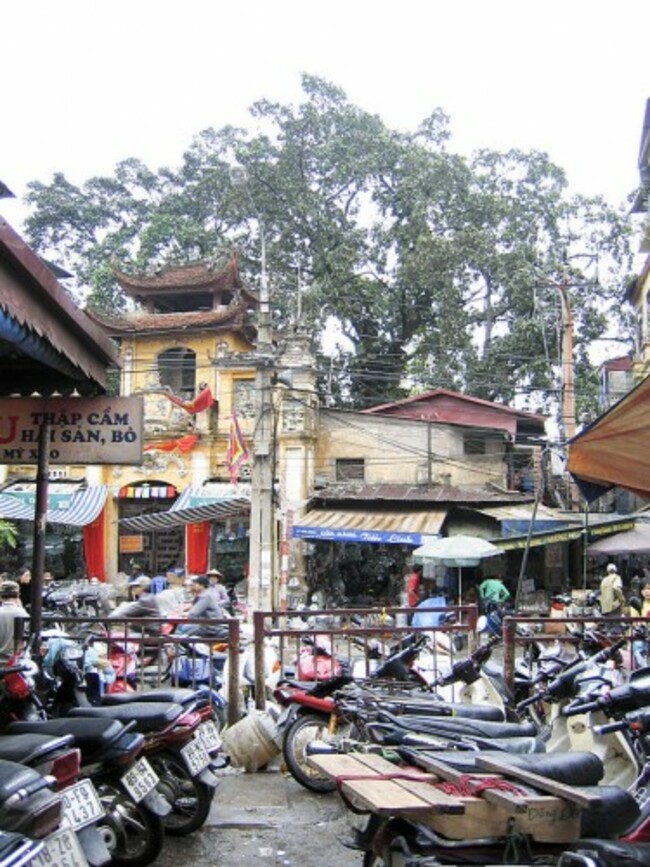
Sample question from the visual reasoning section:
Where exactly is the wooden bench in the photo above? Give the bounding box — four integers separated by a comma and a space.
308, 752, 589, 842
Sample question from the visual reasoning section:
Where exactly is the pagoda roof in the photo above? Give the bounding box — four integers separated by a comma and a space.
87, 304, 256, 344
112, 253, 259, 304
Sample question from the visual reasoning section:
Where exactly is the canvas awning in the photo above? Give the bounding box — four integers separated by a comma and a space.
0, 485, 108, 527
567, 374, 650, 501
291, 508, 447, 545
587, 524, 650, 555
119, 485, 250, 532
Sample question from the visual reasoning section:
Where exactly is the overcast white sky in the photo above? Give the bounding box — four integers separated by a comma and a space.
2, 0, 649, 232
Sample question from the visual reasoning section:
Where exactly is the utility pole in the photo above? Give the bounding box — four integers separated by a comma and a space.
557, 265, 576, 444
230, 166, 275, 611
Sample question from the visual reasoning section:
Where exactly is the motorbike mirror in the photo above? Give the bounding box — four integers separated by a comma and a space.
628, 596, 642, 614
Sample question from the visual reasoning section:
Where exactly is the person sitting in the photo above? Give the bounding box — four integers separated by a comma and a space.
206, 568, 231, 607
109, 575, 161, 635
177, 575, 228, 639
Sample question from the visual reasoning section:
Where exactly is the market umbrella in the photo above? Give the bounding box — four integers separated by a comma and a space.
587, 524, 650, 556
412, 535, 502, 600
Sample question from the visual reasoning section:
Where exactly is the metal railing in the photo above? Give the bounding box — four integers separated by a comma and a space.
31, 613, 242, 725
501, 612, 645, 692
252, 604, 479, 710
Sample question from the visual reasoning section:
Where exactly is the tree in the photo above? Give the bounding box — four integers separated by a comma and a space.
23, 74, 635, 423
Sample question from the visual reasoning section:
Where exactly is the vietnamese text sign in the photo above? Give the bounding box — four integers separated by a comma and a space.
0, 397, 144, 465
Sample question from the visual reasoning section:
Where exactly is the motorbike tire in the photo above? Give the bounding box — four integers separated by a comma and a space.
95, 777, 164, 867
148, 748, 214, 836
283, 713, 353, 794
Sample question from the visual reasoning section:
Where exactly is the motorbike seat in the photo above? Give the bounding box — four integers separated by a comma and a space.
100, 687, 197, 706
560, 838, 650, 867
410, 749, 604, 786
8, 718, 126, 758
376, 710, 537, 739
0, 733, 74, 766
382, 699, 505, 722
67, 700, 185, 732
0, 759, 49, 799
579, 788, 641, 838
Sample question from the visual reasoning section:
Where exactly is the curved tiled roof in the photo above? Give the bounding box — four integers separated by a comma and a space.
87, 304, 256, 340
113, 253, 258, 303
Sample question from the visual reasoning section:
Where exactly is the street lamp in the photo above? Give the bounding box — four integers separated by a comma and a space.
229, 164, 275, 612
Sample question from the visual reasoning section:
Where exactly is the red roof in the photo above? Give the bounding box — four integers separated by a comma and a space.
364, 388, 545, 422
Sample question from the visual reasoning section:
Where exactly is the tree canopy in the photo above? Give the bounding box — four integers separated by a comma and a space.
24, 74, 635, 428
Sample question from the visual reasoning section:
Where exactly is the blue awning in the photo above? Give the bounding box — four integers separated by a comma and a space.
291, 507, 447, 546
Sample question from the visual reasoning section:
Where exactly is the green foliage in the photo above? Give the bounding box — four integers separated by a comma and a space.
0, 521, 18, 551
23, 74, 635, 422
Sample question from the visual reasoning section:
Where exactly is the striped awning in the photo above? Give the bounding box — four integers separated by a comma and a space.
0, 485, 108, 527
119, 491, 250, 532
291, 508, 447, 545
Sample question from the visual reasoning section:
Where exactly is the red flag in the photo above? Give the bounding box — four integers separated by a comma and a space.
226, 413, 250, 483
166, 383, 215, 414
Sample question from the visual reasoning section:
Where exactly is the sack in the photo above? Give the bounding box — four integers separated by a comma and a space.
172, 653, 215, 686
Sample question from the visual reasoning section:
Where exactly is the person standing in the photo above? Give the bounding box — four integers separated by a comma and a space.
206, 568, 231, 607
631, 577, 650, 667
17, 568, 31, 609
0, 581, 28, 664
404, 564, 423, 608
600, 563, 625, 616
478, 576, 510, 612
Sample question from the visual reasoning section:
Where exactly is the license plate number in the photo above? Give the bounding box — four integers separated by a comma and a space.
181, 738, 211, 775
61, 779, 104, 831
31, 827, 88, 867
197, 720, 222, 752
121, 757, 159, 803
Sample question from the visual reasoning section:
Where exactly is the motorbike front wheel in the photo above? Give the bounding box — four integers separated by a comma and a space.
283, 713, 353, 794
149, 748, 214, 836
95, 778, 164, 867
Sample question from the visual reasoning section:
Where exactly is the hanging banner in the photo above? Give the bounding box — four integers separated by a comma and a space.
0, 397, 144, 465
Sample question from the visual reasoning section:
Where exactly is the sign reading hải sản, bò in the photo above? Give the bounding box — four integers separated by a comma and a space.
0, 397, 144, 465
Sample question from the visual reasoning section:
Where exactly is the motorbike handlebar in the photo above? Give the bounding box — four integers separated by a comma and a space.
593, 720, 628, 736
561, 698, 605, 717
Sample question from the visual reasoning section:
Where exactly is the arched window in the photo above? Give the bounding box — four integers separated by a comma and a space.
157, 347, 196, 401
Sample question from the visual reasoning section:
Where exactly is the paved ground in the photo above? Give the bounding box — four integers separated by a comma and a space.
155, 763, 363, 866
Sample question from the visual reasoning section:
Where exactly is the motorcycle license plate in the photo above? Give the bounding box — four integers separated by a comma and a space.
197, 720, 222, 753
61, 779, 104, 831
121, 757, 159, 803
181, 738, 211, 775
31, 827, 88, 867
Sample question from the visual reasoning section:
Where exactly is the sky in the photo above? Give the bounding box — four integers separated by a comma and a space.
2, 0, 649, 234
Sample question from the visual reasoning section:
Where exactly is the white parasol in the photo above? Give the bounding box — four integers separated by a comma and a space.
412, 534, 502, 600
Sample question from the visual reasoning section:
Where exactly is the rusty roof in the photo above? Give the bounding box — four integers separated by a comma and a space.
364, 388, 547, 423
311, 483, 534, 505
0, 218, 120, 396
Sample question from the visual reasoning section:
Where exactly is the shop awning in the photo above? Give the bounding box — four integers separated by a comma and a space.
567, 374, 650, 501
0, 485, 108, 527
492, 516, 635, 551
291, 508, 447, 545
119, 486, 250, 532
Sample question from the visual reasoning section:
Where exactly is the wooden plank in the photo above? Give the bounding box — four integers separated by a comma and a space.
475, 756, 602, 808
422, 795, 582, 843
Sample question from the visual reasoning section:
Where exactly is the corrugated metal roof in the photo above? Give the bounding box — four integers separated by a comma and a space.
476, 504, 582, 523
313, 484, 533, 505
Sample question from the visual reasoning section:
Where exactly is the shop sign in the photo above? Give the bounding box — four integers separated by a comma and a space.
0, 397, 143, 465
119, 535, 144, 554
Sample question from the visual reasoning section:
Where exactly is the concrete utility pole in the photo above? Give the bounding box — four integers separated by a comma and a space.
230, 165, 275, 611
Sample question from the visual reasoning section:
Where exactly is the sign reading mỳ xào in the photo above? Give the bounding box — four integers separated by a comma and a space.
0, 397, 144, 465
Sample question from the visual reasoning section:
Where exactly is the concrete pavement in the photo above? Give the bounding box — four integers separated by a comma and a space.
155, 762, 363, 866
